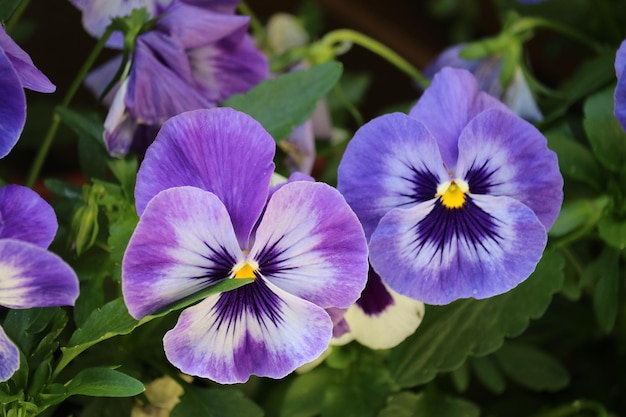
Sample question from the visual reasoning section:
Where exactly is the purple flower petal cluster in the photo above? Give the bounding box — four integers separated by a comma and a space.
0, 26, 55, 158
122, 108, 368, 383
614, 39, 626, 132
425, 44, 543, 122
0, 185, 79, 381
338, 68, 563, 305
83, 0, 268, 157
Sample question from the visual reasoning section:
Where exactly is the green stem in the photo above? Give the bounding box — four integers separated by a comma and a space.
529, 400, 608, 417
332, 83, 363, 126
237, 2, 270, 51
25, 26, 114, 188
320, 29, 429, 89
5, 0, 31, 34
512, 17, 605, 54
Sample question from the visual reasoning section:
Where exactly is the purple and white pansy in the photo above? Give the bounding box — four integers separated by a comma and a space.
338, 67, 563, 305
0, 25, 55, 158
0, 185, 79, 381
122, 108, 369, 384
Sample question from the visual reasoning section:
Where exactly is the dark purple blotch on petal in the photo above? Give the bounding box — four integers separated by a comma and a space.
213, 278, 284, 332
355, 269, 395, 317
416, 198, 502, 261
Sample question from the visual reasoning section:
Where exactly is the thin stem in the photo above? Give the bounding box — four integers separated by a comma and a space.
237, 2, 270, 51
332, 83, 363, 126
513, 17, 605, 54
320, 29, 429, 89
5, 0, 31, 34
25, 26, 114, 188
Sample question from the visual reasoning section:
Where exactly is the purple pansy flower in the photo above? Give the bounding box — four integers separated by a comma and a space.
337, 68, 563, 305
0, 26, 55, 158
0, 185, 79, 381
425, 44, 543, 122
122, 108, 368, 383
614, 39, 626, 132
84, 0, 268, 157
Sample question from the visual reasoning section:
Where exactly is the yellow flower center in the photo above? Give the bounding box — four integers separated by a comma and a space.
231, 259, 258, 280
436, 179, 469, 209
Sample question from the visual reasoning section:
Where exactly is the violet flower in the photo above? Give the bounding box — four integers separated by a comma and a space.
85, 0, 268, 157
614, 39, 626, 132
425, 44, 543, 122
0, 185, 79, 381
122, 108, 368, 383
0, 26, 55, 158
338, 68, 563, 305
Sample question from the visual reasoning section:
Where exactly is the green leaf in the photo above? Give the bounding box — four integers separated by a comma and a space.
280, 368, 335, 417
549, 196, 609, 238
469, 356, 506, 394
449, 363, 470, 393
107, 205, 139, 282
494, 342, 570, 391
583, 85, 626, 172
379, 391, 480, 417
591, 247, 621, 332
107, 157, 138, 199
44, 178, 83, 200
0, 0, 21, 21
388, 251, 564, 388
598, 212, 626, 249
546, 133, 604, 189
224, 61, 343, 141
65, 367, 144, 398
171, 386, 263, 417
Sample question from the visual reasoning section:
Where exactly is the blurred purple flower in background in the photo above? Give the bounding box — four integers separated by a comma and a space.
0, 26, 55, 158
613, 39, 626, 132
425, 44, 543, 122
76, 0, 268, 157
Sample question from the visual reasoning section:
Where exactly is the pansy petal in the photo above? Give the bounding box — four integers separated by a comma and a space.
408, 67, 508, 168
369, 195, 547, 305
249, 181, 368, 309
0, 185, 57, 247
0, 326, 19, 382
615, 40, 626, 132
163, 277, 332, 384
126, 33, 212, 124
158, 1, 251, 49
122, 186, 243, 319
455, 108, 563, 230
343, 271, 424, 350
0, 239, 78, 309
188, 34, 269, 103
0, 27, 55, 93
338, 112, 448, 239
135, 108, 275, 246
0, 50, 25, 159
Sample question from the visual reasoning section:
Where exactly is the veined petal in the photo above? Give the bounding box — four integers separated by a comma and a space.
0, 326, 19, 382
163, 277, 332, 384
337, 112, 448, 239
369, 195, 547, 305
0, 185, 57, 248
0, 26, 55, 93
135, 108, 275, 247
0, 239, 78, 309
126, 33, 212, 124
158, 1, 251, 49
0, 49, 25, 159
123, 186, 243, 319
408, 67, 508, 168
455, 108, 563, 230
188, 35, 269, 104
342, 271, 424, 350
249, 181, 368, 309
